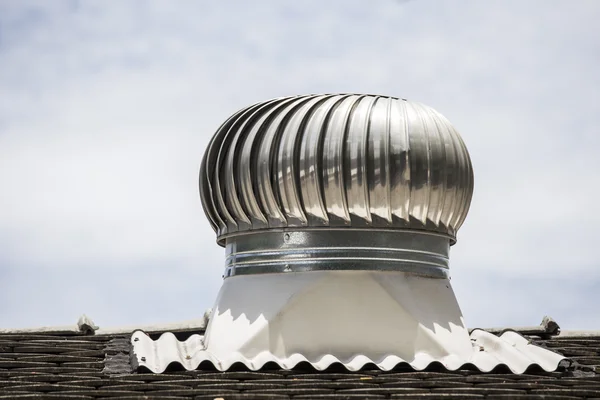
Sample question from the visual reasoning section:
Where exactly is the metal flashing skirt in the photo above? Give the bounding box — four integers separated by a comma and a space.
131, 271, 565, 373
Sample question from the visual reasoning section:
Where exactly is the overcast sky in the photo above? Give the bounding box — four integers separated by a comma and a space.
1, 0, 599, 332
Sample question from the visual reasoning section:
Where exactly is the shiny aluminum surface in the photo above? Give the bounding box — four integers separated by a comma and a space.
224, 230, 450, 279
200, 94, 474, 245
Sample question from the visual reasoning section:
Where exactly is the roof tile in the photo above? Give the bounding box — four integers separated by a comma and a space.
0, 329, 598, 398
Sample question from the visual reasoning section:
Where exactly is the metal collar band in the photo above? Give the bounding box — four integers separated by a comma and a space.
224, 229, 451, 279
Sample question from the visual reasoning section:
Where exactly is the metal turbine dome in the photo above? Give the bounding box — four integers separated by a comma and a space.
200, 93, 473, 243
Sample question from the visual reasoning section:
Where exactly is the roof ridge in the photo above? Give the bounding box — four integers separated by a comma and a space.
3, 313, 599, 339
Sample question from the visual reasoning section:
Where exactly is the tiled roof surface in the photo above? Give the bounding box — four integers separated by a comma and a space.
0, 329, 598, 399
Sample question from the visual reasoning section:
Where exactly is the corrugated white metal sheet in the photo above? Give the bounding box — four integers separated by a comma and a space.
131, 329, 565, 374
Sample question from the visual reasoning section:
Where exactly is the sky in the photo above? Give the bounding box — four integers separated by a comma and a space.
0, 0, 599, 332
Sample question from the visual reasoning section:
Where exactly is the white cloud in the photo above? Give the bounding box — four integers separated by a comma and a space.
1, 0, 599, 329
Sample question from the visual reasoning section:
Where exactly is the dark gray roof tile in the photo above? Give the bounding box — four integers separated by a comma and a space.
105, 374, 203, 382
569, 356, 600, 365
337, 376, 423, 384
193, 395, 290, 400
0, 391, 32, 396
336, 387, 430, 394
12, 346, 105, 354
0, 370, 101, 379
6, 374, 100, 383
246, 378, 324, 386
193, 371, 288, 380
244, 387, 334, 395
194, 382, 287, 390
17, 355, 100, 363
62, 379, 154, 387
286, 373, 373, 380
285, 381, 378, 389
529, 387, 600, 396
98, 383, 190, 391
381, 380, 473, 388
551, 347, 599, 356
460, 376, 511, 383
0, 361, 56, 368
293, 395, 386, 399
381, 372, 471, 380
390, 394, 484, 399
0, 329, 599, 398
429, 387, 526, 394
57, 389, 144, 397
475, 381, 566, 389
10, 366, 104, 374
0, 395, 94, 399
58, 350, 107, 358
483, 396, 581, 400
148, 378, 238, 385
60, 361, 105, 369
100, 397, 188, 400
150, 388, 241, 396
0, 383, 95, 392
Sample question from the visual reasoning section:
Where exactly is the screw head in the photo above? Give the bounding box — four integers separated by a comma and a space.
141, 356, 146, 362
133, 337, 139, 342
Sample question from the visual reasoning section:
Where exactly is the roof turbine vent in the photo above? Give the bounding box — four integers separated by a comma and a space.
132, 94, 565, 373
196, 93, 475, 369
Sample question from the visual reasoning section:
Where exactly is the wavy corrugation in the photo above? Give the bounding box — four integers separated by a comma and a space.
200, 94, 474, 245
131, 330, 565, 374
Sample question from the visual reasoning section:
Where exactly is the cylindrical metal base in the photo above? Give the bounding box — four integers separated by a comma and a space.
224, 229, 451, 279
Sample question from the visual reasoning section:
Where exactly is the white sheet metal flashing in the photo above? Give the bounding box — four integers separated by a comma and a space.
131, 327, 565, 374
131, 271, 566, 373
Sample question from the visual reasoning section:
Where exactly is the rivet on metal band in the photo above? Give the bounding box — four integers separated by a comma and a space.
223, 229, 451, 279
